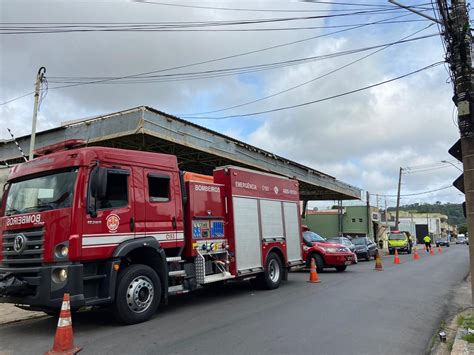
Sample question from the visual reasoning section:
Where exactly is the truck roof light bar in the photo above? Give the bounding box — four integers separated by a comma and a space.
33, 139, 86, 156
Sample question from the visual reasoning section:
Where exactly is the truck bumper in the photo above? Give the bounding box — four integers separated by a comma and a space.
324, 253, 354, 266
0, 264, 85, 310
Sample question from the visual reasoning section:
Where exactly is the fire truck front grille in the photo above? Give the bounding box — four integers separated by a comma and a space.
2, 228, 44, 267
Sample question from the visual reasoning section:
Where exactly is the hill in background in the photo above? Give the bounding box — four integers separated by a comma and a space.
387, 202, 465, 226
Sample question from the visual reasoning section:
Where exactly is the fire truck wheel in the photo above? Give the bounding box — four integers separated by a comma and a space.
113, 264, 161, 325
258, 253, 283, 290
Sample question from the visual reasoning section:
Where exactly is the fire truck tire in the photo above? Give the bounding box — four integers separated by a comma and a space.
257, 253, 283, 290
112, 264, 161, 325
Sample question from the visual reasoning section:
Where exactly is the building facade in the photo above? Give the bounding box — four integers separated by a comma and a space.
302, 205, 380, 241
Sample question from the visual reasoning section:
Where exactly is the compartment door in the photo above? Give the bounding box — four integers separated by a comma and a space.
283, 202, 303, 263
232, 197, 262, 272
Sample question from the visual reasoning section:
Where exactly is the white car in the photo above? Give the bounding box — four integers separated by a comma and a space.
456, 234, 468, 244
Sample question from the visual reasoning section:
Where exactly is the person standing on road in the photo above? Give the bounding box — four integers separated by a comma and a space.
423, 235, 431, 253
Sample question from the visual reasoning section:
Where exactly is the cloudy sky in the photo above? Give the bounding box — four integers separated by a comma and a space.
0, 0, 468, 207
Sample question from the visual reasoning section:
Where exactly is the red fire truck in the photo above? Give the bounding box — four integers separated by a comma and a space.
0, 141, 304, 324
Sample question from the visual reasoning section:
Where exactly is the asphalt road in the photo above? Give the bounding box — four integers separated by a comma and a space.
0, 244, 470, 355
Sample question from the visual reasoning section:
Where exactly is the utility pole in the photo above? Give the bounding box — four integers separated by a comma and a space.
29, 67, 46, 161
439, 0, 474, 304
395, 167, 403, 230
389, 0, 474, 304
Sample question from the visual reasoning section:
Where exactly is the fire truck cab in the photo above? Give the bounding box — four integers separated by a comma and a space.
0, 142, 303, 324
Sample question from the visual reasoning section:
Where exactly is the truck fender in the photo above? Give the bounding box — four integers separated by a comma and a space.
112, 237, 169, 304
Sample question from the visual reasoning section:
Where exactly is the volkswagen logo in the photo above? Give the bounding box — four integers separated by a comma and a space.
13, 234, 27, 254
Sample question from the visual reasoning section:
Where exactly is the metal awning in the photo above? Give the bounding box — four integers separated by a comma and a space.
0, 106, 361, 200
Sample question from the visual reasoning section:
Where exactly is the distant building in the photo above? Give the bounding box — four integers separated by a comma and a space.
384, 211, 453, 243
302, 205, 381, 242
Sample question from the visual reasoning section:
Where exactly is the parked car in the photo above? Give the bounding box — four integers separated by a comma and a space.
387, 231, 411, 255
456, 234, 467, 244
302, 231, 355, 272
327, 236, 358, 263
436, 237, 450, 247
352, 236, 378, 260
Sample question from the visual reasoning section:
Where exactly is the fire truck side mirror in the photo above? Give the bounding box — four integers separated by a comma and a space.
91, 168, 108, 200
88, 167, 108, 217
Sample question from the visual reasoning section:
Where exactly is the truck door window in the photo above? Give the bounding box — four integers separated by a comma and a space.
148, 174, 170, 202
97, 172, 128, 209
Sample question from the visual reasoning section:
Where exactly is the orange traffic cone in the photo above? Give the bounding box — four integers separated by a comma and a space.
45, 293, 81, 355
438, 246, 442, 254
393, 249, 401, 264
413, 247, 420, 260
307, 258, 321, 283
430, 246, 435, 255
374, 250, 383, 271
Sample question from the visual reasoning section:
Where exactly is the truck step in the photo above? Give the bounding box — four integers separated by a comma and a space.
166, 257, 183, 262
200, 272, 234, 285
168, 270, 186, 277
168, 284, 190, 295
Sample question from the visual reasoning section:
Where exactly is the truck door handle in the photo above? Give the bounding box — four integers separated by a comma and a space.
130, 217, 135, 232
172, 216, 177, 229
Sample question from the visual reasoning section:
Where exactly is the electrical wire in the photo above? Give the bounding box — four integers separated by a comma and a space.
47, 33, 438, 85
0, 7, 434, 35
182, 62, 444, 120
179, 25, 436, 116
39, 12, 421, 92
379, 185, 454, 197
134, 0, 400, 12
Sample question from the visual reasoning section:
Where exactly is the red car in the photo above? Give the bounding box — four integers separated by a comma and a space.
302, 230, 355, 272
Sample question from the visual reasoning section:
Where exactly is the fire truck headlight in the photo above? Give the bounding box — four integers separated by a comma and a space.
55, 244, 69, 259
52, 268, 68, 283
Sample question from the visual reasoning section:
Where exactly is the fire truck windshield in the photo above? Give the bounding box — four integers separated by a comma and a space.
5, 168, 78, 216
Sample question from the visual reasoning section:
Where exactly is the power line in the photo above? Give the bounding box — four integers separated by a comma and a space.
37, 12, 423, 92
0, 19, 429, 33
0, 12, 432, 106
179, 25, 436, 116
379, 185, 454, 197
182, 62, 444, 120
0, 7, 434, 35
136, 1, 434, 12
47, 33, 438, 84
134, 0, 400, 12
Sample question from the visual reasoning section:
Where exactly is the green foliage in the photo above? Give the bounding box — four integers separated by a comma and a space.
463, 333, 474, 343
388, 203, 466, 226
458, 224, 468, 234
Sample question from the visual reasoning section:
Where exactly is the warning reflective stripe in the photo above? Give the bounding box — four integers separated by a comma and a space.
82, 232, 184, 247
61, 301, 70, 311
83, 235, 133, 246
58, 316, 72, 327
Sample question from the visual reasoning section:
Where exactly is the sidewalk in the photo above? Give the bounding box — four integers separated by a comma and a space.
431, 275, 472, 355
0, 303, 46, 325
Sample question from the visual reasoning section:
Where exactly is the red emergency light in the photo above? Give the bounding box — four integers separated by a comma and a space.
33, 139, 86, 156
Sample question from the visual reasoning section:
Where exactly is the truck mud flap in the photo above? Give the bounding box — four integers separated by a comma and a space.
0, 273, 29, 296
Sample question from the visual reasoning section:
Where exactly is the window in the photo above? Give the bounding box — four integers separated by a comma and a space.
5, 169, 78, 215
351, 218, 356, 223
359, 218, 363, 223
148, 174, 170, 202
97, 172, 128, 209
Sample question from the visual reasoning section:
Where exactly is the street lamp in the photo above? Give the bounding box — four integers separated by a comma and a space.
441, 160, 463, 172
